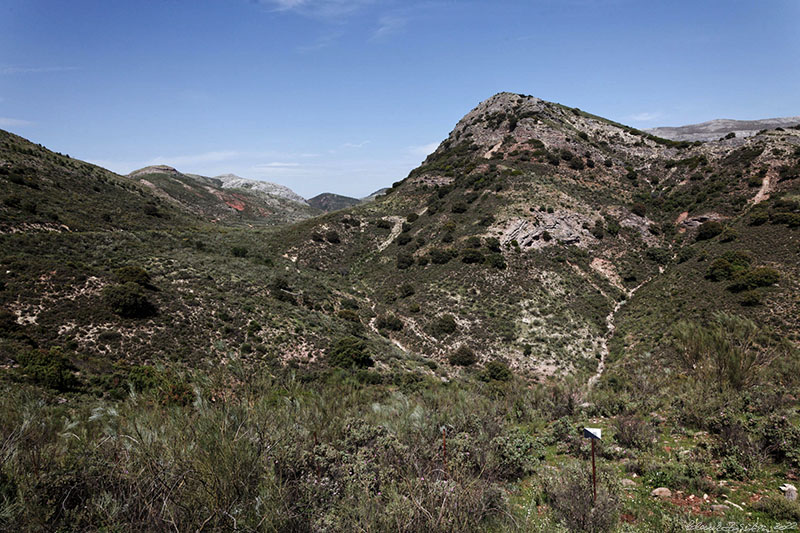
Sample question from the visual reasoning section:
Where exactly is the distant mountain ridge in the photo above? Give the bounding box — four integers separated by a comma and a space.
129, 165, 319, 225
646, 116, 800, 142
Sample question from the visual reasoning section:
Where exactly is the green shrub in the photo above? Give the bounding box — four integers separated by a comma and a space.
696, 220, 724, 241
113, 266, 151, 286
631, 202, 646, 217
337, 309, 360, 322
484, 360, 512, 381
398, 283, 415, 298
103, 283, 157, 318
754, 496, 800, 522
544, 462, 620, 533
449, 345, 476, 366
451, 202, 468, 214
461, 249, 484, 264
328, 337, 373, 368
376, 314, 403, 331
485, 254, 507, 269
613, 415, 655, 450
325, 230, 341, 244
491, 428, 541, 480
431, 314, 457, 337
749, 210, 769, 225
727, 267, 779, 292
15, 347, 76, 391
406, 212, 419, 223
231, 246, 248, 257
376, 219, 392, 229
396, 234, 412, 246
706, 251, 751, 281
429, 248, 457, 264
396, 252, 414, 270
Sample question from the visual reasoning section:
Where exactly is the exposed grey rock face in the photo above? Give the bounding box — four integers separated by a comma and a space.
646, 117, 800, 142
213, 174, 309, 205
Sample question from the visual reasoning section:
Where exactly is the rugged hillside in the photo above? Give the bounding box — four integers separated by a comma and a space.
130, 166, 319, 225
647, 116, 800, 142
2, 94, 800, 531
2, 92, 799, 380
308, 192, 361, 212
0, 130, 194, 232
271, 92, 800, 378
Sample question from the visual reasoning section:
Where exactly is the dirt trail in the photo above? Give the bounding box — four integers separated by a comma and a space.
751, 172, 772, 204
586, 277, 651, 390
377, 216, 405, 252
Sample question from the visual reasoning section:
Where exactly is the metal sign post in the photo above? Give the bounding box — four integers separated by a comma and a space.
583, 428, 602, 504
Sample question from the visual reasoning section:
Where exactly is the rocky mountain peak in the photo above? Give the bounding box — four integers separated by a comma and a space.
128, 165, 181, 177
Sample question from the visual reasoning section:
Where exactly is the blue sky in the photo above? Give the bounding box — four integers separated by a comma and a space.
2, 0, 799, 198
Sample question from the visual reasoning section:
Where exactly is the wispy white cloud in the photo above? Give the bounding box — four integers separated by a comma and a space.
408, 141, 438, 157
372, 15, 407, 40
259, 0, 374, 18
147, 151, 242, 167
628, 111, 663, 122
1, 66, 78, 75
253, 161, 301, 168
296, 31, 344, 53
0, 117, 34, 128
342, 140, 370, 148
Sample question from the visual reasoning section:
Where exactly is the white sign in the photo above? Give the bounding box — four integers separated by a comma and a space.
583, 427, 602, 440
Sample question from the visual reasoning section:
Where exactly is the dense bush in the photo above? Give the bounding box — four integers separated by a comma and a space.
727, 267, 779, 292
430, 314, 458, 337
461, 249, 484, 264
491, 427, 542, 480
449, 345, 477, 366
695, 220, 724, 241
15, 347, 76, 391
376, 314, 403, 331
325, 230, 341, 244
754, 496, 800, 522
113, 266, 151, 286
428, 248, 457, 264
484, 360, 513, 382
544, 462, 620, 533
328, 336, 373, 368
103, 282, 157, 318
706, 250, 751, 281
613, 415, 655, 450
396, 252, 414, 270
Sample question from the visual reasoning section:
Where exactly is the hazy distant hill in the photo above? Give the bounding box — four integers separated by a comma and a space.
307, 192, 361, 212
646, 116, 800, 142
129, 165, 319, 225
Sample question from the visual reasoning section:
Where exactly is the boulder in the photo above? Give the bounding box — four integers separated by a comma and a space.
621, 478, 636, 489
651, 487, 671, 499
780, 483, 797, 501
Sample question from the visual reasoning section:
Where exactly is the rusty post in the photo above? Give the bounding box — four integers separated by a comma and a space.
592, 439, 597, 505
442, 427, 447, 470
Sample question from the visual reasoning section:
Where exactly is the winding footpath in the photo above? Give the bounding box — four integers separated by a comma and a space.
586, 276, 653, 391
